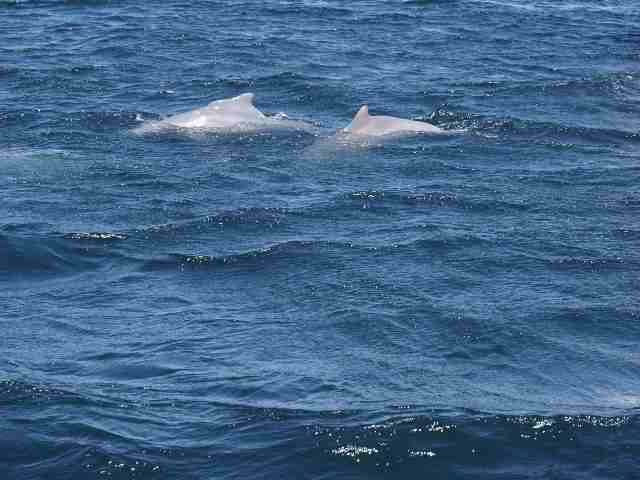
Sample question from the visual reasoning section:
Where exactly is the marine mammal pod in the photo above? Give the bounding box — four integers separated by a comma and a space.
134, 93, 315, 134
343, 105, 446, 137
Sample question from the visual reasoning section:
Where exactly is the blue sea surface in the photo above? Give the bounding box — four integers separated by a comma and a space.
1, 0, 640, 478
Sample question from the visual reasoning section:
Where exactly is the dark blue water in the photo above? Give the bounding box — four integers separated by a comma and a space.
1, 1, 640, 478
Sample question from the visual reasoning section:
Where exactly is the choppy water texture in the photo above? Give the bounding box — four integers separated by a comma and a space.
2, 1, 640, 478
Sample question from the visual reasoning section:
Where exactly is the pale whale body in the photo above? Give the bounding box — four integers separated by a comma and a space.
166, 92, 265, 129
134, 93, 314, 134
303, 105, 456, 158
343, 105, 445, 137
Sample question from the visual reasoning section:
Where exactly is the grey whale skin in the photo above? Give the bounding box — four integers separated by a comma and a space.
134, 94, 451, 137
343, 105, 445, 136
163, 93, 265, 129
134, 93, 313, 133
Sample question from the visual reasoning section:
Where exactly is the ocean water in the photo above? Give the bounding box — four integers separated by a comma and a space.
1, 0, 639, 478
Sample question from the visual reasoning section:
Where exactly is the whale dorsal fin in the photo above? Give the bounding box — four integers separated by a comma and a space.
233, 93, 255, 105
208, 93, 256, 109
348, 105, 370, 131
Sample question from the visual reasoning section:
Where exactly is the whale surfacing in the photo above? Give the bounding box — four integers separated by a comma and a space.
165, 93, 264, 129
134, 93, 315, 134
343, 105, 445, 137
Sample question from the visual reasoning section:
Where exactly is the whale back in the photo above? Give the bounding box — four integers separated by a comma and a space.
206, 92, 265, 119
345, 105, 370, 133
209, 92, 254, 107
343, 104, 445, 136
136, 92, 320, 133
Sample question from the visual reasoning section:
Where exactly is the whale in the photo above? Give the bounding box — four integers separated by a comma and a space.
342, 105, 446, 137
133, 93, 315, 134
302, 104, 457, 157
164, 92, 265, 129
